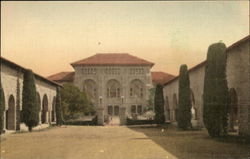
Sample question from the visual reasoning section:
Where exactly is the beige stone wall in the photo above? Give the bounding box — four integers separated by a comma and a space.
73, 65, 153, 116
1, 63, 57, 131
163, 39, 250, 136
226, 40, 250, 136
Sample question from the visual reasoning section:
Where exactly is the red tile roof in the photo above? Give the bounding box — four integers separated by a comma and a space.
151, 71, 176, 85
71, 53, 154, 67
47, 72, 75, 82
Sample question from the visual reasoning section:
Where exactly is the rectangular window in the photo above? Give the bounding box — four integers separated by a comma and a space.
131, 105, 136, 114
130, 88, 133, 97
108, 106, 113, 116
137, 105, 142, 115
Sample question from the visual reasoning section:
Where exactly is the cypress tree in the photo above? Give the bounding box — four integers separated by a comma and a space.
56, 87, 64, 125
0, 82, 5, 134
203, 42, 229, 137
178, 64, 192, 130
22, 69, 39, 132
154, 84, 165, 124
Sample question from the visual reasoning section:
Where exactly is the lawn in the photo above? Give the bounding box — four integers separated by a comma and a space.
129, 125, 250, 159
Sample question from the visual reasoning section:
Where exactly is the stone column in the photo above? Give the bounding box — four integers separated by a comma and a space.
97, 107, 104, 125
120, 107, 126, 125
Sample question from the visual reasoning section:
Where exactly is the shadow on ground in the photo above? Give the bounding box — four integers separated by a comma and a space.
128, 125, 250, 159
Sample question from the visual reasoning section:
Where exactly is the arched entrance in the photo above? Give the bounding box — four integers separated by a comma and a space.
41, 94, 48, 124
6, 95, 15, 130
52, 97, 56, 122
190, 90, 198, 127
165, 96, 170, 121
228, 88, 238, 132
36, 92, 41, 124
173, 93, 178, 121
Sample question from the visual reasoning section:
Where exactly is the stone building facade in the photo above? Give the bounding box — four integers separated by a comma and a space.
48, 53, 175, 125
163, 35, 250, 136
1, 57, 60, 132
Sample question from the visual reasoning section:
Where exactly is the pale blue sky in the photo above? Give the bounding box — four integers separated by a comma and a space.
1, 1, 249, 76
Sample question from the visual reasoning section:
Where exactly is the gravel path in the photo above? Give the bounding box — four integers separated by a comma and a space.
0, 126, 177, 159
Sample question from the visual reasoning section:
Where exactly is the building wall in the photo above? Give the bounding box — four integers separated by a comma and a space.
73, 65, 153, 116
163, 39, 250, 136
1, 62, 58, 131
226, 40, 250, 136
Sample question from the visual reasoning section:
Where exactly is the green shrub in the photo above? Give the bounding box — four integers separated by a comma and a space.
154, 84, 165, 124
0, 82, 5, 134
22, 69, 39, 132
126, 117, 156, 125
56, 87, 64, 125
203, 42, 229, 137
178, 64, 192, 130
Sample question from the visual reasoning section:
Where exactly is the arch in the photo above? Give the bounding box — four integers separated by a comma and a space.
6, 95, 15, 130
165, 96, 170, 121
83, 79, 98, 102
52, 96, 56, 122
129, 79, 145, 98
173, 93, 178, 121
36, 92, 41, 110
190, 89, 198, 120
228, 88, 238, 132
106, 79, 121, 98
41, 94, 48, 124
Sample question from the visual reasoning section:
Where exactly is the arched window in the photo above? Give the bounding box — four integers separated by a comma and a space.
130, 79, 145, 98
106, 79, 121, 98
83, 79, 98, 102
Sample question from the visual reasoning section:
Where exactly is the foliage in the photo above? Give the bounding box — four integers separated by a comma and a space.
22, 69, 39, 132
64, 116, 97, 126
61, 83, 92, 120
56, 87, 64, 125
178, 64, 192, 130
126, 117, 156, 125
0, 82, 5, 134
154, 84, 165, 124
147, 88, 156, 110
203, 42, 229, 137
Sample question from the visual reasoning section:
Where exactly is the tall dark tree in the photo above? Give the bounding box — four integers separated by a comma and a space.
22, 69, 39, 132
0, 82, 5, 134
203, 42, 229, 137
178, 64, 192, 130
154, 84, 165, 124
56, 87, 64, 125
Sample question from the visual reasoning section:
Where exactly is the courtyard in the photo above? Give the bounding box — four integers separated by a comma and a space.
1, 126, 249, 159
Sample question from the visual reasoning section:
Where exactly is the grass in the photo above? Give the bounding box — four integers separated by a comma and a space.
129, 126, 250, 159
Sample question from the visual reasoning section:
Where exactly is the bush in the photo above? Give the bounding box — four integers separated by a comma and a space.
61, 83, 92, 120
126, 117, 156, 125
64, 116, 98, 126
22, 69, 39, 132
203, 42, 229, 137
56, 87, 64, 125
0, 82, 5, 134
154, 84, 165, 124
178, 64, 192, 130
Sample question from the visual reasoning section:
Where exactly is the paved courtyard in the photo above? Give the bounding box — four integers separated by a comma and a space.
1, 126, 250, 159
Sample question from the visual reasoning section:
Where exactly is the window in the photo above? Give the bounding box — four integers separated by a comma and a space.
137, 105, 142, 114
131, 105, 136, 114
130, 88, 133, 97
107, 79, 121, 98
108, 105, 113, 115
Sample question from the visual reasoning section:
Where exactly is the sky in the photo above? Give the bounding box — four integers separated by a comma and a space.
1, 1, 249, 77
